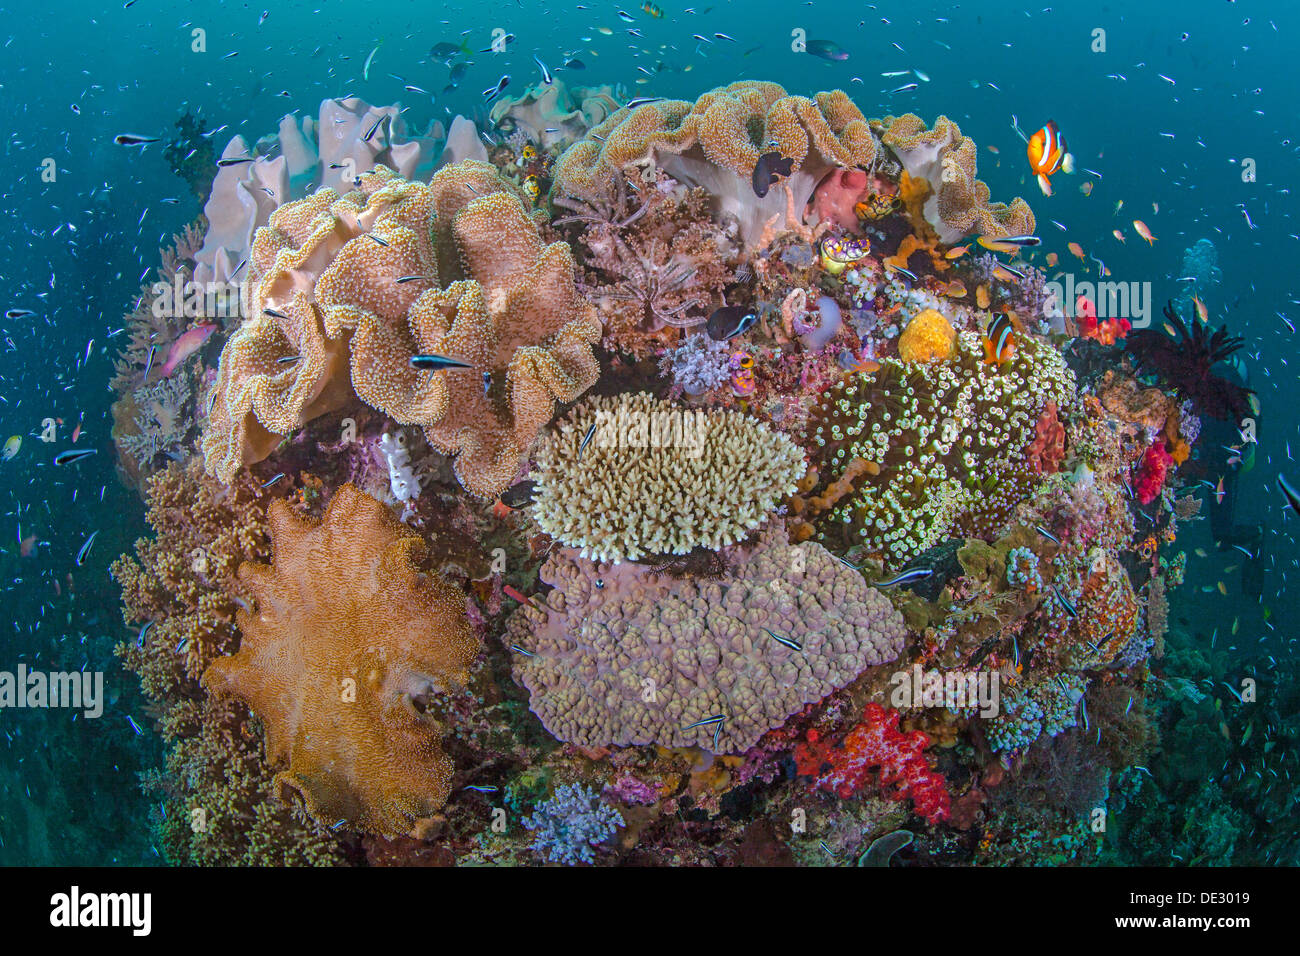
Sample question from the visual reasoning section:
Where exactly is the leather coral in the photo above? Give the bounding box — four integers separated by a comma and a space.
202, 484, 480, 838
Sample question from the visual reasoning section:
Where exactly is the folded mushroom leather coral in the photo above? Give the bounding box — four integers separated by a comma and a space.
507, 527, 908, 753
201, 484, 480, 838
530, 391, 805, 563
551, 80, 879, 249
201, 161, 601, 497
875, 113, 1035, 244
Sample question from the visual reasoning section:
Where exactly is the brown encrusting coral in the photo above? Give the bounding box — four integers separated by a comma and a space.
203, 484, 481, 838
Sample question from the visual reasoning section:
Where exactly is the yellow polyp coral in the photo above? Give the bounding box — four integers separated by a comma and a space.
202, 162, 601, 497
202, 484, 480, 838
877, 113, 1035, 243
898, 309, 957, 363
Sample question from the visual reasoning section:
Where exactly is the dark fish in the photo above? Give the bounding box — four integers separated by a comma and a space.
5, 309, 36, 320
625, 96, 665, 109
1278, 474, 1300, 518
1035, 525, 1060, 544
751, 150, 794, 198
217, 157, 255, 167
564, 58, 586, 70
142, 343, 157, 379
1051, 585, 1078, 618
264, 307, 290, 319
763, 627, 803, 652
410, 354, 473, 371
136, 620, 154, 648
76, 530, 99, 567
889, 264, 919, 282
998, 235, 1042, 247
54, 448, 97, 466
806, 39, 848, 61
532, 54, 553, 85
362, 114, 387, 143
890, 83, 919, 94
113, 133, 161, 146
617, 9, 635, 20
578, 421, 598, 460
396, 275, 435, 284
500, 480, 538, 509
449, 62, 468, 83
876, 567, 934, 588
482, 74, 510, 104
706, 306, 757, 341
683, 714, 726, 730
430, 41, 464, 60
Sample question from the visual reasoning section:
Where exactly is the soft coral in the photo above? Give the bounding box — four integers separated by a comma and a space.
795, 703, 950, 824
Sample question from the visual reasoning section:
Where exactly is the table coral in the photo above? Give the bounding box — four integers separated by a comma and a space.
202, 483, 480, 838
507, 528, 908, 753
795, 703, 950, 824
202, 161, 601, 497
531, 391, 805, 563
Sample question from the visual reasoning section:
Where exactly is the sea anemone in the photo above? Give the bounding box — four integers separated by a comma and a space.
1125, 301, 1253, 421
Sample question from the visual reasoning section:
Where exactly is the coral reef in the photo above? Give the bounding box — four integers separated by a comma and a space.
508, 528, 908, 753
203, 484, 480, 838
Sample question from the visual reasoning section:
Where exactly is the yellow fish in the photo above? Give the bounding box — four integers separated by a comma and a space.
1194, 548, 1208, 558
597, 26, 613, 34
1217, 580, 1228, 596
1193, 295, 1208, 323
1133, 219, 1157, 244
945, 244, 970, 260
1045, 252, 1058, 267
977, 236, 1019, 254
1, 435, 19, 461
945, 279, 968, 298
1231, 616, 1240, 635
1114, 199, 1124, 215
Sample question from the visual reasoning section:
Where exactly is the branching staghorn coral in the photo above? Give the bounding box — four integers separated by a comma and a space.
508, 527, 908, 753
532, 392, 805, 563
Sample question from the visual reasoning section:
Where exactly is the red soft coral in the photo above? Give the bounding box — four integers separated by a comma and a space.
1026, 401, 1067, 475
795, 703, 951, 824
1134, 439, 1172, 505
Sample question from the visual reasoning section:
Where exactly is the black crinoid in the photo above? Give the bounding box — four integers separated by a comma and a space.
1125, 301, 1255, 420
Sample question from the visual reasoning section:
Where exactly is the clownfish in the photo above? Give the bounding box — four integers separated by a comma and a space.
982, 312, 1016, 365
1027, 120, 1074, 196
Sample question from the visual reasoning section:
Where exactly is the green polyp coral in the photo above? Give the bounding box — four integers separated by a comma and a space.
807, 331, 1075, 567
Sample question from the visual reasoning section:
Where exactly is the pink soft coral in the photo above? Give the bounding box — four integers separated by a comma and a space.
795, 703, 950, 824
1026, 401, 1066, 475
809, 168, 869, 230
1135, 440, 1172, 505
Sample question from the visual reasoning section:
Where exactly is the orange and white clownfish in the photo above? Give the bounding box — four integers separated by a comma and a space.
1027, 120, 1075, 196
982, 311, 1017, 365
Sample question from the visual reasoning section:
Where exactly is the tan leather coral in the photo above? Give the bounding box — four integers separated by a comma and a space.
202, 484, 479, 838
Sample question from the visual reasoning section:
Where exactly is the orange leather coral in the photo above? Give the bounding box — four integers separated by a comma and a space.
203, 484, 479, 837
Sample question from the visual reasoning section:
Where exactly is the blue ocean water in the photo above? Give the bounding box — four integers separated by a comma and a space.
0, 0, 1295, 866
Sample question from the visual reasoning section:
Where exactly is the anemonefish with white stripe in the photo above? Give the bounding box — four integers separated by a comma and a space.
1026, 120, 1074, 196
982, 311, 1017, 366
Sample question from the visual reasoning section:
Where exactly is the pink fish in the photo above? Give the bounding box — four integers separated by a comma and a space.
159, 323, 218, 377
19, 534, 36, 558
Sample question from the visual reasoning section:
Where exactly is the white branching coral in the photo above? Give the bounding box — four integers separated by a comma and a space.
532, 392, 805, 563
